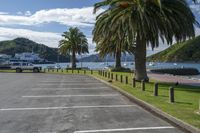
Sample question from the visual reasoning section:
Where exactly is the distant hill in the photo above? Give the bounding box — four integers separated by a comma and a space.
147, 36, 200, 62
79, 54, 134, 62
0, 38, 70, 62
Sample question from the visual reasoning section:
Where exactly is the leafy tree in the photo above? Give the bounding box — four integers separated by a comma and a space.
93, 0, 199, 81
94, 33, 134, 68
59, 27, 89, 68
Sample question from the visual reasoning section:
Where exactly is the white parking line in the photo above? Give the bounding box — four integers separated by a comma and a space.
0, 105, 136, 111
31, 87, 110, 90
38, 83, 103, 85
40, 82, 102, 83
22, 94, 120, 98
74, 126, 175, 133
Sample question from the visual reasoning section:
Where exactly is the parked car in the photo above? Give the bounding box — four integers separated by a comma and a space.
11, 62, 42, 73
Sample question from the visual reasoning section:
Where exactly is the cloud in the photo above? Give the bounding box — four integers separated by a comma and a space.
87, 37, 96, 54
195, 27, 200, 36
0, 7, 104, 27
0, 12, 8, 15
0, 27, 62, 48
25, 11, 32, 16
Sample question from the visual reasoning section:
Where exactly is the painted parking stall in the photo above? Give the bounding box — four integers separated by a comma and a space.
0, 73, 184, 133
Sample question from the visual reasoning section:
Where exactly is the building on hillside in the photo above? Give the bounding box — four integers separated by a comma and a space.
14, 52, 43, 62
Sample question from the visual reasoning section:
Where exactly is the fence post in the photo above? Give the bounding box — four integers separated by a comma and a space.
84, 70, 86, 74
115, 74, 118, 81
91, 70, 93, 74
199, 99, 200, 114
132, 78, 136, 87
120, 75, 123, 83
56, 69, 58, 72
72, 69, 74, 73
169, 87, 175, 103
125, 76, 128, 84
105, 72, 107, 78
154, 83, 158, 96
108, 72, 110, 79
111, 73, 113, 80
141, 80, 145, 91
77, 69, 79, 74
102, 71, 105, 77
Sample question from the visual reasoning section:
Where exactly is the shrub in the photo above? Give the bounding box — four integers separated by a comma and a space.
111, 67, 131, 72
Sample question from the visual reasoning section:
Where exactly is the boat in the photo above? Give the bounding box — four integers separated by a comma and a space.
148, 62, 155, 66
54, 64, 61, 69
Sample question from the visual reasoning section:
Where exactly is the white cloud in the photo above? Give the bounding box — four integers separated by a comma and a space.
17, 11, 23, 15
0, 27, 62, 48
190, 4, 200, 15
87, 37, 96, 54
0, 7, 104, 27
195, 27, 200, 36
25, 11, 32, 16
0, 12, 8, 15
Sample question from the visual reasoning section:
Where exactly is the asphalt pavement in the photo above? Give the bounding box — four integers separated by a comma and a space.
0, 73, 185, 133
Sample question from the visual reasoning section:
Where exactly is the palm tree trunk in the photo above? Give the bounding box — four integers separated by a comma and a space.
134, 37, 149, 81
115, 49, 121, 68
71, 50, 76, 69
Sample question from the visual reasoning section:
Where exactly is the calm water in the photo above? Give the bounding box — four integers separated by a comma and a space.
38, 62, 200, 80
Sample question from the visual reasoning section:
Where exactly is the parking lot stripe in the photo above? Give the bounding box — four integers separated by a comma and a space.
31, 87, 110, 90
0, 105, 136, 111
38, 83, 104, 85
40, 82, 102, 83
74, 126, 175, 133
22, 94, 120, 98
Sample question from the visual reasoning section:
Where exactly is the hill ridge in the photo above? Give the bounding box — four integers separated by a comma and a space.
147, 36, 200, 62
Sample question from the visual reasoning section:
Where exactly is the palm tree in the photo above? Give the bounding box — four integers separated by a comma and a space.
93, 0, 199, 81
59, 27, 89, 69
94, 33, 134, 69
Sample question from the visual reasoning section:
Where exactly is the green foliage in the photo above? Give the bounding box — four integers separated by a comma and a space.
93, 0, 198, 50
59, 27, 89, 55
110, 67, 131, 72
0, 38, 70, 62
59, 27, 89, 68
93, 0, 198, 80
148, 36, 200, 62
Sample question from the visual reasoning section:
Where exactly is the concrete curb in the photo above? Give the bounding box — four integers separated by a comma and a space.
91, 75, 200, 133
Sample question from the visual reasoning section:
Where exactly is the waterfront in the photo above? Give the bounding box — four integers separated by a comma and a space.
38, 62, 200, 80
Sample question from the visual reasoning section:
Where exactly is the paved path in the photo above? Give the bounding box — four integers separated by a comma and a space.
0, 73, 185, 133
148, 72, 200, 87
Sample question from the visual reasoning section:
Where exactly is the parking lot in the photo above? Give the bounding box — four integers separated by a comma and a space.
0, 73, 185, 133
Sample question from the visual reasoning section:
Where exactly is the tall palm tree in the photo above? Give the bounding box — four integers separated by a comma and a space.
59, 27, 89, 68
93, 0, 199, 81
95, 33, 134, 68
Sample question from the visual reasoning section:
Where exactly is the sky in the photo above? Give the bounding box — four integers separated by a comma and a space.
0, 0, 200, 55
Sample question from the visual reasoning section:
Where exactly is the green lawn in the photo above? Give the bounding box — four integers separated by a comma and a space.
1, 69, 200, 129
